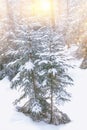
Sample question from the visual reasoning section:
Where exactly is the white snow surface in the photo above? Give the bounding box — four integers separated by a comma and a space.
0, 48, 87, 129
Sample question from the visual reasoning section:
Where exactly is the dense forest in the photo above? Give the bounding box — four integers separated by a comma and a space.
0, 0, 87, 125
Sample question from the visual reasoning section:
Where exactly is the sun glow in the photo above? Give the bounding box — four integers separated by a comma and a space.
32, 0, 51, 16
39, 0, 50, 12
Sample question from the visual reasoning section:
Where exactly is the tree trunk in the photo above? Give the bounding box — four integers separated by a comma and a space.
50, 0, 55, 29
31, 70, 37, 98
49, 74, 53, 123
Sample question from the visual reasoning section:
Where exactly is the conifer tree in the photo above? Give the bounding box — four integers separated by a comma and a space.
0, 0, 73, 125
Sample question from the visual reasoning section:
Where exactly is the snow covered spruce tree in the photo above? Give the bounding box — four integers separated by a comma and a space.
10, 17, 73, 125
2, 0, 73, 125
11, 19, 52, 121
35, 26, 73, 124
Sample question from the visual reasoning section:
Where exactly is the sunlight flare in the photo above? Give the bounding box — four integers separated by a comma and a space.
32, 0, 51, 16
39, 0, 51, 12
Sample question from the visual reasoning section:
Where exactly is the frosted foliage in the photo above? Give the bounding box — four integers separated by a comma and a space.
24, 61, 34, 71
48, 68, 57, 76
38, 60, 48, 65
31, 102, 42, 113
38, 71, 45, 76
25, 61, 34, 70
12, 72, 20, 82
42, 80, 47, 86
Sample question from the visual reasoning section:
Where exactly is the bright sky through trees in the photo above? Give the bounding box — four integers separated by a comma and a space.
36, 0, 51, 12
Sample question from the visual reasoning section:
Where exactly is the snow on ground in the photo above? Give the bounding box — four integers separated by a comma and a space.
59, 68, 87, 130
0, 66, 87, 130
0, 46, 87, 130
0, 77, 62, 130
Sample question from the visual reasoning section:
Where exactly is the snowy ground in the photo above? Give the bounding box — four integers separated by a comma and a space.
0, 53, 87, 129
